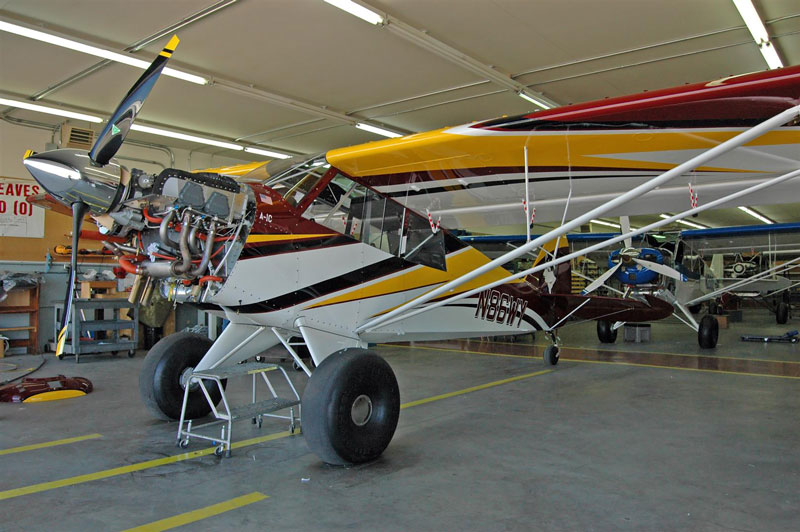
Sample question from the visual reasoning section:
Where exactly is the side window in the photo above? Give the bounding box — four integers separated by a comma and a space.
301, 173, 446, 270
401, 211, 446, 270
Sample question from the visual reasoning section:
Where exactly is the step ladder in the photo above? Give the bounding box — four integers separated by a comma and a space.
176, 362, 301, 457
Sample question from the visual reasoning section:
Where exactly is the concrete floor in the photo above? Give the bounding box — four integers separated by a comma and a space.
1, 309, 799, 531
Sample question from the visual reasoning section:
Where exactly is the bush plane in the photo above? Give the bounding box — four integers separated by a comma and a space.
20, 35, 800, 465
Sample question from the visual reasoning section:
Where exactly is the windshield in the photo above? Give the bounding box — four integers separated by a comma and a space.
263, 154, 330, 208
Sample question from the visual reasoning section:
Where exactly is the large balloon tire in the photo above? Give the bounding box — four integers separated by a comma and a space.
698, 315, 719, 349
776, 302, 789, 325
597, 320, 618, 343
139, 332, 225, 421
302, 348, 400, 466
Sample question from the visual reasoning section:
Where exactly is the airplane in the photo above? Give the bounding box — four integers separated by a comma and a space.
19, 35, 800, 465
677, 223, 800, 324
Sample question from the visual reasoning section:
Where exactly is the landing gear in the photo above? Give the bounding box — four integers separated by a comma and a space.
543, 345, 559, 365
698, 315, 719, 349
776, 302, 789, 325
597, 320, 618, 343
139, 332, 225, 420
302, 348, 400, 465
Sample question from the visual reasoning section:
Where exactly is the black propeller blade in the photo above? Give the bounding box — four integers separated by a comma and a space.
89, 35, 180, 166
56, 201, 89, 357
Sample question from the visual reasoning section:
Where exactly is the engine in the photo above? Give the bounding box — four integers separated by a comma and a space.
97, 167, 254, 306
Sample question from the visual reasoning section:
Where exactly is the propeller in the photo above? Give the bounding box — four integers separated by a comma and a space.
90, 35, 179, 166
22, 35, 181, 215
56, 201, 89, 357
21, 35, 182, 356
581, 262, 622, 294
619, 215, 633, 248
632, 258, 686, 282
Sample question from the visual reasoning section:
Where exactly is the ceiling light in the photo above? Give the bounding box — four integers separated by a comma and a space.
0, 96, 102, 123
322, 0, 384, 25
356, 122, 402, 138
590, 219, 621, 229
659, 214, 707, 229
130, 124, 242, 150
244, 147, 292, 159
0, 20, 209, 84
731, 0, 784, 69
518, 91, 553, 110
738, 206, 774, 224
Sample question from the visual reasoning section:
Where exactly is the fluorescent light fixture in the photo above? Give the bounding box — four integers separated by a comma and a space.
0, 20, 209, 84
323, 0, 384, 25
244, 147, 292, 159
356, 122, 402, 138
731, 0, 784, 69
0, 96, 102, 123
130, 124, 243, 151
659, 214, 707, 229
758, 42, 784, 70
590, 219, 621, 229
518, 91, 553, 110
738, 206, 774, 224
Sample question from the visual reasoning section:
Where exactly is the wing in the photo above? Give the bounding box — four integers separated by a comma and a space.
326, 66, 800, 233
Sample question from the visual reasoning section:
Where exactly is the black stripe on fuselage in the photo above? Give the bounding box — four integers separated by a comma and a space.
217, 256, 414, 314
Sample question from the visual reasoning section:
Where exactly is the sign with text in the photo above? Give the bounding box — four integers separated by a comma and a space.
0, 179, 45, 238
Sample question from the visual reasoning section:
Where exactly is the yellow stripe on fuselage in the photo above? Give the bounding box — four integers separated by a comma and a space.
326, 128, 800, 177
306, 247, 521, 310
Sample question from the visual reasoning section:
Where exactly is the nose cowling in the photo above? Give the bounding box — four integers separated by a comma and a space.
23, 148, 124, 214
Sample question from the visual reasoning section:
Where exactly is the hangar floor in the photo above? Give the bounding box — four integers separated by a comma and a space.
1, 309, 799, 531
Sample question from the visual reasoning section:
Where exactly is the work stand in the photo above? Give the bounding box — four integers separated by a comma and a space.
176, 362, 301, 457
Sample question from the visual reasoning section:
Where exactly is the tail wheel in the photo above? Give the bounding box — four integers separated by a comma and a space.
776, 302, 789, 325
302, 348, 400, 465
543, 345, 559, 365
597, 320, 618, 343
698, 315, 719, 349
139, 332, 225, 420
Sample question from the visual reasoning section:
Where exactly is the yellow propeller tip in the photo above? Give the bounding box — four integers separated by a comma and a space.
166, 35, 179, 51
23, 149, 35, 159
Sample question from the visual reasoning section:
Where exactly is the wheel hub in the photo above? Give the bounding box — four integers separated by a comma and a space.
179, 367, 199, 391
350, 394, 373, 426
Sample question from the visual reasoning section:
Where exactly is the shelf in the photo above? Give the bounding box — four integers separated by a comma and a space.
0, 285, 39, 355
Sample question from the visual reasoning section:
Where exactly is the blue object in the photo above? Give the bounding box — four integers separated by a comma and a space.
609, 247, 663, 285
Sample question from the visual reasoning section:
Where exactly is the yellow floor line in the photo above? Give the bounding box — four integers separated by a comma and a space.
0, 431, 293, 501
561, 358, 800, 380
391, 343, 800, 379
398, 340, 800, 366
401, 369, 552, 409
0, 433, 102, 456
388, 343, 531, 359
122, 491, 268, 532
0, 368, 555, 502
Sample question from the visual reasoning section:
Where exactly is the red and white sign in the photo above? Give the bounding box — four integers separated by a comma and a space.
0, 179, 45, 238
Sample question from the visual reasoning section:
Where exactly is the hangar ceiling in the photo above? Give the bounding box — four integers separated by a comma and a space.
0, 0, 798, 233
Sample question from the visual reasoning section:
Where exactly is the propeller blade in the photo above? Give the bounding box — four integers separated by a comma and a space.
56, 201, 89, 357
633, 258, 686, 281
89, 35, 181, 166
582, 262, 622, 295
620, 216, 632, 249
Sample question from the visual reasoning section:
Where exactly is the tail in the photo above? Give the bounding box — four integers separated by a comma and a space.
528, 238, 572, 294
